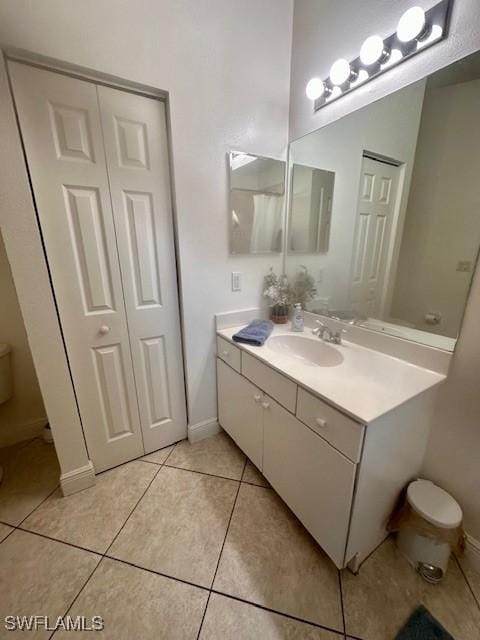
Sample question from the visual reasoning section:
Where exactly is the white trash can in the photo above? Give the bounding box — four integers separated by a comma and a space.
397, 479, 462, 583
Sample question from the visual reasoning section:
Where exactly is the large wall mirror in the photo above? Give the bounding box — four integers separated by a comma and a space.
229, 152, 285, 254
287, 50, 480, 351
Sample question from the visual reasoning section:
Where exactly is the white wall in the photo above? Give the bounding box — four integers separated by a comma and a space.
392, 79, 480, 338
287, 82, 425, 312
0, 0, 293, 432
0, 232, 46, 445
289, 0, 480, 539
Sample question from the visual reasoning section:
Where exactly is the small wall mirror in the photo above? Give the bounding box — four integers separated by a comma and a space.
229, 152, 285, 254
289, 164, 335, 254
286, 50, 480, 351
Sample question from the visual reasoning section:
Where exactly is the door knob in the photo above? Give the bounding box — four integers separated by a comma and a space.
99, 325, 110, 335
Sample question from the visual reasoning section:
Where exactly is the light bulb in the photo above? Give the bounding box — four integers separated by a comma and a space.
305, 77, 325, 100
360, 35, 388, 66
397, 6, 427, 42
329, 59, 352, 86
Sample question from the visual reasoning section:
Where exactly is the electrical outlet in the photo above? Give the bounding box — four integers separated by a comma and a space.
231, 272, 242, 292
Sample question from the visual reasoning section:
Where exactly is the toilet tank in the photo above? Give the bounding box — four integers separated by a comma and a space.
0, 344, 13, 404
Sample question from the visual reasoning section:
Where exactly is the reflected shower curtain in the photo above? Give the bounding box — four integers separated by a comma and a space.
250, 194, 283, 253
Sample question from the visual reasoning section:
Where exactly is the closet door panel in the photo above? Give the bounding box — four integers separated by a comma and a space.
98, 86, 187, 451
9, 63, 144, 472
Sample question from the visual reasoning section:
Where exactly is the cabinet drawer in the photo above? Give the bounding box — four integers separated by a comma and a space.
216, 336, 241, 372
296, 388, 364, 462
242, 352, 297, 413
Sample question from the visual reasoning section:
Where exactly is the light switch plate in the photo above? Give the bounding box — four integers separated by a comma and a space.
231, 272, 242, 291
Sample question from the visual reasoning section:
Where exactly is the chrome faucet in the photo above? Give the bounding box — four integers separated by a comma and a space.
312, 320, 346, 344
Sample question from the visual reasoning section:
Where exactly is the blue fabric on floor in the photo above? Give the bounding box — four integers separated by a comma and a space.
232, 319, 274, 346
396, 606, 454, 640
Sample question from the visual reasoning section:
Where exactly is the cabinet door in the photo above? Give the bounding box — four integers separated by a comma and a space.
217, 359, 263, 469
263, 397, 356, 568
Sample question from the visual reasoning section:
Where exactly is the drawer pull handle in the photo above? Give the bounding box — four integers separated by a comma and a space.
99, 325, 110, 335
253, 394, 262, 403
222, 350, 230, 357
315, 417, 327, 428
261, 401, 270, 409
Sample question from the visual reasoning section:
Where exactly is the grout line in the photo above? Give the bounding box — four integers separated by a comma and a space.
209, 457, 247, 590
0, 525, 16, 545
16, 526, 103, 557
164, 462, 242, 483
103, 554, 211, 593
137, 458, 163, 467
337, 568, 347, 638
162, 442, 178, 465
17, 483, 61, 527
240, 479, 271, 488
0, 483, 60, 531
93, 441, 183, 477
195, 457, 247, 640
209, 589, 347, 637
104, 462, 163, 557
48, 556, 104, 640
454, 554, 480, 611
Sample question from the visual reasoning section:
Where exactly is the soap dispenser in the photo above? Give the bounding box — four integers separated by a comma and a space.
291, 303, 304, 332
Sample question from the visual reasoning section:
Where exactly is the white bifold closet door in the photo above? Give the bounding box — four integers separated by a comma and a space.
10, 62, 187, 472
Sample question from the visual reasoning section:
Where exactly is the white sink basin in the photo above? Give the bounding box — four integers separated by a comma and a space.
267, 334, 344, 367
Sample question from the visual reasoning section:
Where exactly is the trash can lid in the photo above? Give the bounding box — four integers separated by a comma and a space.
407, 479, 462, 529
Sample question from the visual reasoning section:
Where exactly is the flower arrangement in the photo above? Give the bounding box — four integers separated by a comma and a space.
263, 266, 316, 323
291, 265, 317, 309
263, 268, 291, 323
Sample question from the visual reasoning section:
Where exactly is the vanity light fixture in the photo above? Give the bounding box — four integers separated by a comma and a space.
307, 0, 451, 111
329, 58, 357, 85
305, 77, 326, 100
396, 6, 429, 43
359, 35, 389, 66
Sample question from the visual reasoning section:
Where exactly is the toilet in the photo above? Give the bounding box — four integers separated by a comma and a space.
0, 343, 13, 484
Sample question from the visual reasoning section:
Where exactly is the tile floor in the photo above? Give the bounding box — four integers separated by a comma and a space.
0, 432, 479, 639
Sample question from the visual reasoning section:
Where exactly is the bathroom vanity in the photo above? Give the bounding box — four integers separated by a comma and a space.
216, 320, 445, 571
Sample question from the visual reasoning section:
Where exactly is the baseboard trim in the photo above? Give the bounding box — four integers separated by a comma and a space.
0, 416, 48, 448
188, 418, 220, 443
60, 460, 95, 496
465, 534, 480, 573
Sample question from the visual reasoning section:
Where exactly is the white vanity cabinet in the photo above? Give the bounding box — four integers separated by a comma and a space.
262, 396, 357, 568
218, 355, 357, 567
216, 333, 439, 572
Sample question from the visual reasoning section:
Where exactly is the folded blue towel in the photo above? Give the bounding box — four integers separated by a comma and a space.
232, 319, 273, 347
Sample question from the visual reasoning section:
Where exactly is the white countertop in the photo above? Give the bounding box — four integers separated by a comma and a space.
217, 324, 445, 424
